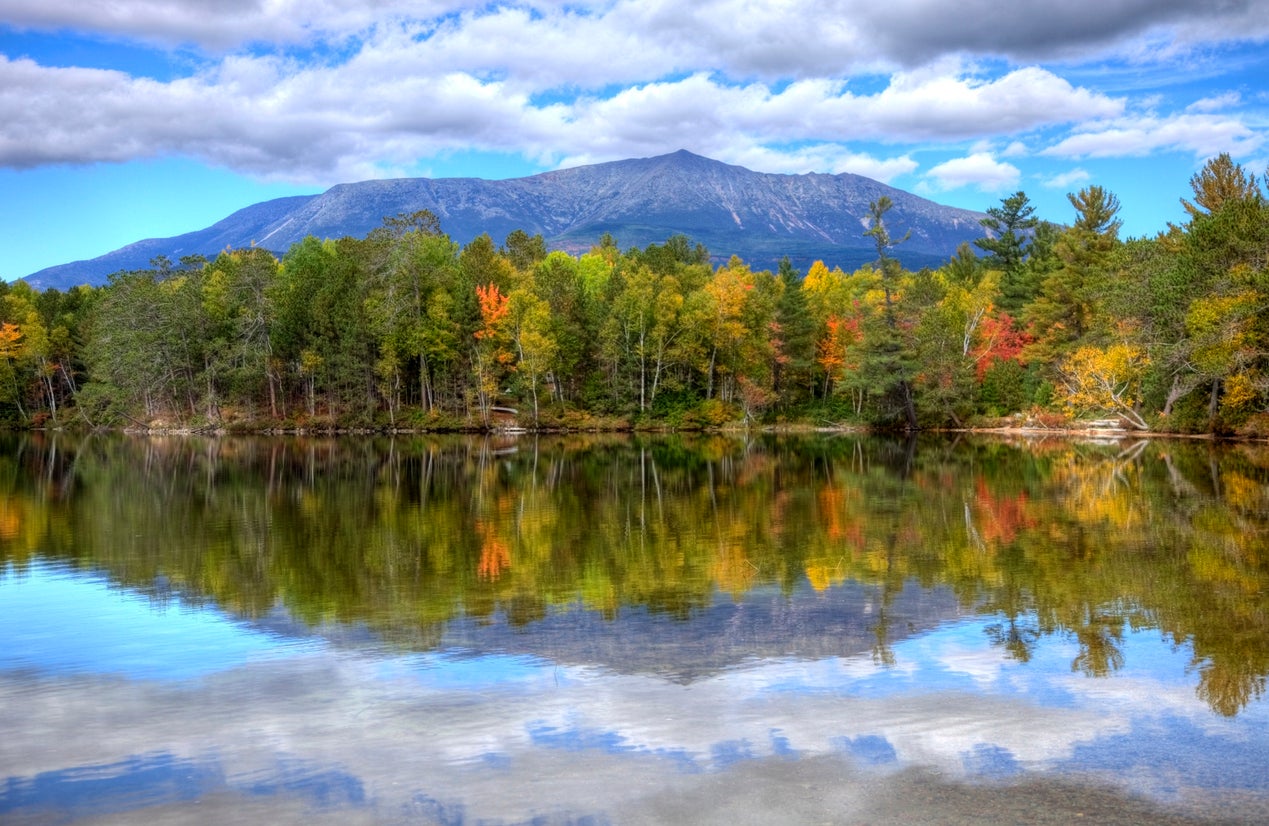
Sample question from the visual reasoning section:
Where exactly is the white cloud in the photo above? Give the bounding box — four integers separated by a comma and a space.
0, 51, 1121, 184
0, 54, 568, 182
1043, 113, 1263, 160
925, 153, 1021, 192
0, 0, 1265, 190
838, 67, 1122, 140
520, 69, 1120, 164
735, 146, 919, 183
0, 0, 462, 50
9, 0, 1269, 67
1042, 168, 1092, 189
832, 153, 920, 182
1187, 91, 1242, 113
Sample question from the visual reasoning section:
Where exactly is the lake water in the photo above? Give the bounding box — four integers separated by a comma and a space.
1, 432, 1267, 825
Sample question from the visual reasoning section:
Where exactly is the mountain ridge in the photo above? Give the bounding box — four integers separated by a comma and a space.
22, 151, 988, 289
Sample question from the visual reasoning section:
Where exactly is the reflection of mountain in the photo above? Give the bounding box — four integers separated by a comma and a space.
241, 578, 967, 681
435, 582, 967, 681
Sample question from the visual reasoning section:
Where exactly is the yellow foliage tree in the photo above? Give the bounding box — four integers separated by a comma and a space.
1058, 342, 1150, 430
1187, 283, 1267, 421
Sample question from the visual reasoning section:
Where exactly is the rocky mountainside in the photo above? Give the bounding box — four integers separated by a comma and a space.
23, 150, 987, 289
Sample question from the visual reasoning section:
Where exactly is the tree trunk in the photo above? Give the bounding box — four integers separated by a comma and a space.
1161, 372, 1192, 417
707, 347, 717, 399
900, 378, 918, 432
1207, 378, 1221, 430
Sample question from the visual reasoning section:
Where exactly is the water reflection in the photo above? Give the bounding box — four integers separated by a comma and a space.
1, 432, 1268, 824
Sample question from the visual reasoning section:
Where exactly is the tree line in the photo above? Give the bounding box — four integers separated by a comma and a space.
0, 153, 1266, 434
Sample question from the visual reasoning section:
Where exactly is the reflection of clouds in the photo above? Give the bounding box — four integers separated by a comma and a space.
5, 625, 1267, 824
3, 573, 1268, 824
923, 639, 1013, 684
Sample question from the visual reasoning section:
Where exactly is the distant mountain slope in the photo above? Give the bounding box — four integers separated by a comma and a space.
22, 195, 318, 291
22, 151, 987, 290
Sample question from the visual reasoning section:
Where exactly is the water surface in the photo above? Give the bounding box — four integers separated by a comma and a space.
1, 433, 1267, 824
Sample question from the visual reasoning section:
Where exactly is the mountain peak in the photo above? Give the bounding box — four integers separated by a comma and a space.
664, 148, 711, 162
651, 148, 737, 171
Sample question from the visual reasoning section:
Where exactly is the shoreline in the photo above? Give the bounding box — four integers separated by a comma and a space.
8, 419, 1266, 444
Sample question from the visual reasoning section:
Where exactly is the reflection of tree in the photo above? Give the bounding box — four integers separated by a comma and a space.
1071, 614, 1126, 677
870, 599, 897, 668
1197, 657, 1266, 718
984, 612, 1041, 663
1, 431, 1267, 716
475, 521, 510, 581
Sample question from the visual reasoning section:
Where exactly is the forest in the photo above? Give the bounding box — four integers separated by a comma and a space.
0, 153, 1266, 436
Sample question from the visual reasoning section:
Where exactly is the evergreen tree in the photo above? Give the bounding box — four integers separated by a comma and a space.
975, 191, 1039, 314
502, 229, 547, 273
863, 197, 918, 430
1026, 186, 1123, 365
1181, 152, 1263, 220
772, 257, 817, 410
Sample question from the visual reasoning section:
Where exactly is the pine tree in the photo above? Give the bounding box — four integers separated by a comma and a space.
975, 191, 1039, 314
772, 258, 816, 409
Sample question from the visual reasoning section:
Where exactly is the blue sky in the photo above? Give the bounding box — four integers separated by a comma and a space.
2, 1, 1268, 281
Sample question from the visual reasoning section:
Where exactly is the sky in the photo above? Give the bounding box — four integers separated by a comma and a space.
2, 1, 1268, 282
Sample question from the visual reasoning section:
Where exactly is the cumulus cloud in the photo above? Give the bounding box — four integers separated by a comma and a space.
851, 66, 1121, 139
0, 54, 567, 182
924, 153, 1021, 192
1042, 168, 1092, 189
8, 0, 1269, 65
0, 53, 1120, 183
0, 0, 1265, 185
1043, 113, 1263, 159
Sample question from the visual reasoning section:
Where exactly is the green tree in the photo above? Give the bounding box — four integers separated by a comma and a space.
604, 262, 668, 413
502, 229, 547, 273
364, 218, 461, 418
81, 266, 206, 424
1025, 186, 1123, 366
505, 285, 558, 423
532, 251, 596, 404
772, 257, 817, 410
274, 237, 376, 422
862, 197, 918, 430
199, 248, 281, 420
1181, 152, 1263, 220
1147, 156, 1268, 429
975, 191, 1038, 314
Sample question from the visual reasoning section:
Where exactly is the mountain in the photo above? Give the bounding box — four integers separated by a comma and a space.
21, 195, 318, 291
22, 150, 988, 290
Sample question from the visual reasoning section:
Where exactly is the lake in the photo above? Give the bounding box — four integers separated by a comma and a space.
1, 431, 1267, 824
